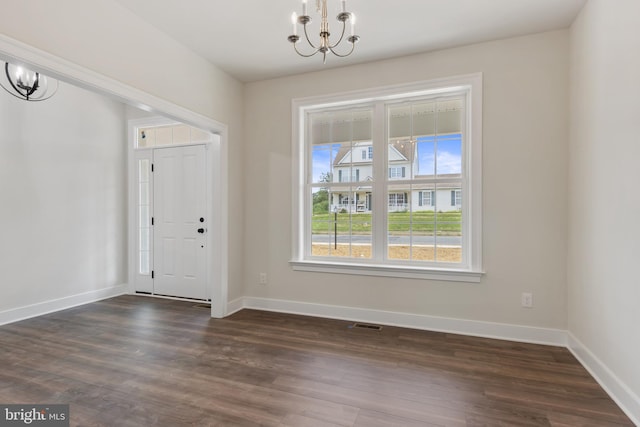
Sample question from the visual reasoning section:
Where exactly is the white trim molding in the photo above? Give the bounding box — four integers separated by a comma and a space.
0, 34, 226, 133
290, 260, 483, 282
567, 333, 640, 425
225, 297, 245, 317
0, 285, 128, 327
228, 296, 566, 347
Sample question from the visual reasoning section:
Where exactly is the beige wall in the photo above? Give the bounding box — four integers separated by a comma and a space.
0, 83, 126, 311
0, 0, 245, 302
244, 30, 569, 328
569, 0, 640, 404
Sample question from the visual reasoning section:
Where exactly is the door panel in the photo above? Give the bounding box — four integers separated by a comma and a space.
153, 145, 207, 299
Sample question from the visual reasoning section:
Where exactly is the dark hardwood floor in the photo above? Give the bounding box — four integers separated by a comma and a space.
0, 296, 633, 426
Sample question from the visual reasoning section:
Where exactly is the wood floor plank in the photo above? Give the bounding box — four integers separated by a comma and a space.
353, 409, 442, 427
272, 374, 469, 426
0, 296, 634, 426
547, 411, 633, 427
279, 413, 352, 427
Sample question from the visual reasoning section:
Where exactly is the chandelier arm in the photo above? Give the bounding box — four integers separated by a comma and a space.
28, 79, 59, 101
293, 43, 321, 58
302, 23, 318, 50
0, 82, 27, 100
328, 20, 347, 49
29, 73, 40, 98
0, 83, 55, 101
328, 40, 356, 58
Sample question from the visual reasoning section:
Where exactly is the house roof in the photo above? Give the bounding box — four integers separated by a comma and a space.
332, 140, 414, 167
389, 173, 462, 191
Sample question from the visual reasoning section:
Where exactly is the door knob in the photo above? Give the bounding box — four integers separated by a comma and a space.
197, 228, 205, 234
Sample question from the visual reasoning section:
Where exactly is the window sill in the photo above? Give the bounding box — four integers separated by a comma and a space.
289, 260, 483, 283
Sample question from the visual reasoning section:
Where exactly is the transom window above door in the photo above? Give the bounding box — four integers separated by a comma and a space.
136, 123, 213, 148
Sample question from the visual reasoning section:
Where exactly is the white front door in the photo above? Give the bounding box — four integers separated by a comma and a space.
153, 145, 207, 300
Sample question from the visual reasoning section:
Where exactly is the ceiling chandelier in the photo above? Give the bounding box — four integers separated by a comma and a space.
0, 62, 58, 102
288, 0, 359, 63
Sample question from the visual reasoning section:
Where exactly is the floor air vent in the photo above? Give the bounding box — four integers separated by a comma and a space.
350, 323, 383, 331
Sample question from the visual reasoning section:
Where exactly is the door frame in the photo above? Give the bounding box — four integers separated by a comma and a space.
127, 118, 226, 314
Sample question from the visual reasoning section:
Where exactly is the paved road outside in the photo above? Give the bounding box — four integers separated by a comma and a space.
312, 234, 461, 246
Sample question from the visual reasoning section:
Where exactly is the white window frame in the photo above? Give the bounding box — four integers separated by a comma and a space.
290, 74, 483, 282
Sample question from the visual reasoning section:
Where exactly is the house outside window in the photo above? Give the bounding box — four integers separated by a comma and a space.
451, 189, 462, 208
388, 192, 407, 209
291, 74, 483, 282
337, 169, 360, 182
388, 166, 406, 179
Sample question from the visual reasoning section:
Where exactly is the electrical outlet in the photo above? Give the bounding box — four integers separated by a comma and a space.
521, 292, 533, 308
259, 273, 267, 285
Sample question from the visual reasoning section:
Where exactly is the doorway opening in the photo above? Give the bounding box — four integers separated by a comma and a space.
0, 37, 229, 318
129, 118, 219, 303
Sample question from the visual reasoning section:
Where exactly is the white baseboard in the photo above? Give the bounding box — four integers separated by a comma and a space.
229, 296, 567, 346
0, 284, 128, 326
225, 297, 245, 316
567, 333, 640, 425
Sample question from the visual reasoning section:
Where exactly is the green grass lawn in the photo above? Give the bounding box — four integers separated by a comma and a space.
312, 211, 461, 234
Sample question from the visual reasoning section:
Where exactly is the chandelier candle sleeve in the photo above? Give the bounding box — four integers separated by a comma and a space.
292, 12, 298, 36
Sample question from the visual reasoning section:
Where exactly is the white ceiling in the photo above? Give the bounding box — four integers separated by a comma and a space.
113, 0, 586, 83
